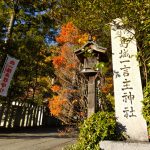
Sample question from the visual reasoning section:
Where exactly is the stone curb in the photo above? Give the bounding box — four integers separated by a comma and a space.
100, 140, 150, 150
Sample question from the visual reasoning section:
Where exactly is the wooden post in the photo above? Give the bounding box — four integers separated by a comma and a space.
87, 75, 96, 117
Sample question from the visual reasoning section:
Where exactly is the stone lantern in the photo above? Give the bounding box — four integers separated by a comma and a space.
75, 39, 107, 117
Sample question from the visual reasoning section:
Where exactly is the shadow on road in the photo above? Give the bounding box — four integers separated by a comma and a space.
0, 126, 78, 140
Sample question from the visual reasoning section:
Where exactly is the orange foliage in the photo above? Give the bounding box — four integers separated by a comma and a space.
49, 96, 67, 117
56, 22, 89, 45
51, 85, 61, 92
52, 44, 77, 70
56, 22, 80, 44
52, 56, 66, 68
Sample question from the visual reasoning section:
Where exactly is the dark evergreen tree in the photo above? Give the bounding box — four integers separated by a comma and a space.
0, 0, 56, 105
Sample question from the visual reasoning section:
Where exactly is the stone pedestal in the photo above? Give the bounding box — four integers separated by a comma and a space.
87, 75, 96, 118
100, 141, 150, 150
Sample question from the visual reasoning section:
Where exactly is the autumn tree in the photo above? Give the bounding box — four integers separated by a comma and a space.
48, 22, 89, 125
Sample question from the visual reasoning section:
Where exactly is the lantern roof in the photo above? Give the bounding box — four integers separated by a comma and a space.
75, 40, 107, 56
75, 40, 108, 63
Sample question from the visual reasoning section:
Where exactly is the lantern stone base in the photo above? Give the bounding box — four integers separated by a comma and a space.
100, 140, 150, 150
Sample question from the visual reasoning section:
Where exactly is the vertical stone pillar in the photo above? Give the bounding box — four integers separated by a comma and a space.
111, 18, 148, 141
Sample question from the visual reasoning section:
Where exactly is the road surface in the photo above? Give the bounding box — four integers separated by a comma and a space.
0, 127, 77, 150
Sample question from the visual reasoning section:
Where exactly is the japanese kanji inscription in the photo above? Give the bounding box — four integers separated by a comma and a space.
111, 19, 148, 141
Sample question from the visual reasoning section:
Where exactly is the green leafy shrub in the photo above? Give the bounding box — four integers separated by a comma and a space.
142, 82, 150, 135
66, 111, 124, 150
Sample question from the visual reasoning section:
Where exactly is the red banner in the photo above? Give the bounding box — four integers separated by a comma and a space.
0, 55, 19, 96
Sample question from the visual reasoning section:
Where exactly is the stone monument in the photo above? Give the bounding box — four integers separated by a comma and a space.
100, 18, 149, 150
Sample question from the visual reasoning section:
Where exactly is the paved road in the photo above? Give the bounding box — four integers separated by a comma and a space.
0, 127, 77, 150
